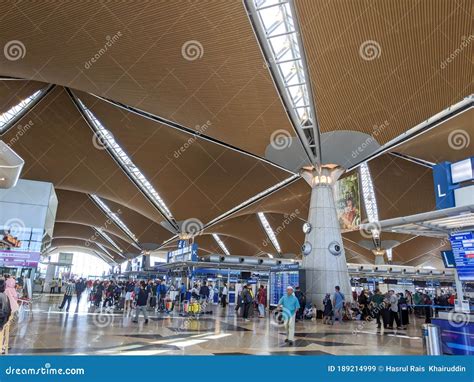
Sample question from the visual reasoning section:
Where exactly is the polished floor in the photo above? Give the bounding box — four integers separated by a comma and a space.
8, 294, 424, 355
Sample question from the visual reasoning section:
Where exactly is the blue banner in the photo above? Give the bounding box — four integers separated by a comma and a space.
0, 356, 472, 382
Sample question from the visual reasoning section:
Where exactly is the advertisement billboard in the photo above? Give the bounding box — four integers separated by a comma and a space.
335, 173, 361, 230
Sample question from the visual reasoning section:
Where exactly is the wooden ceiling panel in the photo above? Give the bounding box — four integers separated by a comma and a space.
395, 108, 474, 163
0, 1, 293, 156
78, 92, 291, 223
296, 0, 472, 146
392, 235, 450, 266
3, 87, 164, 224
369, 154, 436, 220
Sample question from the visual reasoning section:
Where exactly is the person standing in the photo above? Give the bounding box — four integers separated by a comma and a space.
180, 282, 186, 303
332, 286, 345, 324
257, 285, 266, 318
75, 278, 86, 312
49, 279, 56, 294
278, 286, 300, 346
388, 290, 401, 329
241, 284, 253, 321
294, 286, 306, 321
132, 281, 149, 324
221, 283, 228, 308
199, 281, 210, 304
58, 280, 75, 312
158, 281, 167, 311
371, 289, 384, 328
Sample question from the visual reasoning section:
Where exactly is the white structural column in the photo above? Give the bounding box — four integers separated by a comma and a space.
301, 166, 352, 309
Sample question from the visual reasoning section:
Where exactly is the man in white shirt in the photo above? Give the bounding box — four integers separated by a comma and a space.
221, 283, 228, 308
388, 290, 401, 329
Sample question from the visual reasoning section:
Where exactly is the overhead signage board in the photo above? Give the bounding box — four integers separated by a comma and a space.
167, 243, 198, 263
440, 250, 456, 269
0, 250, 40, 268
450, 231, 474, 281
450, 157, 473, 184
432, 162, 457, 209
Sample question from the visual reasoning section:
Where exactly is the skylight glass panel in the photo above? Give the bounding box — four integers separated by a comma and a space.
0, 90, 43, 132
96, 228, 123, 254
212, 233, 230, 256
77, 98, 174, 221
249, 0, 319, 162
360, 162, 379, 223
96, 243, 114, 260
257, 212, 281, 253
90, 194, 139, 244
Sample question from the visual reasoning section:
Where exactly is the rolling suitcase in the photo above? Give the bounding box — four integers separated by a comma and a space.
382, 308, 391, 328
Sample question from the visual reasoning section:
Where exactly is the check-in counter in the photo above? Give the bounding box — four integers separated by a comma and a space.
432, 311, 474, 355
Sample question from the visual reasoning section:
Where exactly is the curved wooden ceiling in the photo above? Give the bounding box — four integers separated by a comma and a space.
0, 1, 294, 157
296, 0, 473, 147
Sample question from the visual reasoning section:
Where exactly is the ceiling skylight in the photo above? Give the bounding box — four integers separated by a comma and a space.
90, 194, 139, 244
76, 98, 175, 225
212, 233, 231, 256
247, 0, 320, 163
0, 90, 44, 132
96, 242, 115, 260
95, 228, 123, 255
257, 212, 281, 253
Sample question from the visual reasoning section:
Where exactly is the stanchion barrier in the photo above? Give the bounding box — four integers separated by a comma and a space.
422, 323, 442, 355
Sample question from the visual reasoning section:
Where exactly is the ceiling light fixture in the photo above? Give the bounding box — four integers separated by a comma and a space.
95, 228, 124, 256
90, 194, 139, 245
212, 233, 230, 256
257, 212, 281, 253
76, 98, 176, 227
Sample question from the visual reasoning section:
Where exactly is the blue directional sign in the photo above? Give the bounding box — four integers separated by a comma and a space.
440, 250, 456, 268
450, 231, 474, 281
432, 162, 457, 209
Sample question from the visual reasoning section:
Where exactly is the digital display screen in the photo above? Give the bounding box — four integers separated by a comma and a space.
450, 158, 473, 184
450, 231, 474, 281
269, 270, 299, 306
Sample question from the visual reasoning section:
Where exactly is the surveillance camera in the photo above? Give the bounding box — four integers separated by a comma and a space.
328, 241, 342, 256
301, 242, 312, 256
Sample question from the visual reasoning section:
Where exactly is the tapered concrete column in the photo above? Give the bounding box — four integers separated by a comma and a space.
301, 165, 352, 309
373, 249, 386, 265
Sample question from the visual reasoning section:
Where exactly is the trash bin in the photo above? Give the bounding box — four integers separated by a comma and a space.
422, 323, 442, 355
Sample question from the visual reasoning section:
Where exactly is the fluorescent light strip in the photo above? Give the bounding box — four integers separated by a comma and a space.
77, 98, 174, 222
359, 162, 379, 223
96, 242, 115, 259
0, 90, 43, 132
206, 174, 299, 228
257, 212, 281, 253
95, 228, 123, 254
212, 233, 231, 256
90, 194, 139, 244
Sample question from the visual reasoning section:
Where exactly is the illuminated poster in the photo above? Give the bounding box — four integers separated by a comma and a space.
334, 173, 361, 230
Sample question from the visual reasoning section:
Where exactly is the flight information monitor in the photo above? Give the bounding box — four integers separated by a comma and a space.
450, 231, 474, 281
269, 264, 300, 306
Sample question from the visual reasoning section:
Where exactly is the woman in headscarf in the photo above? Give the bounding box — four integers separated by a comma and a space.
4, 277, 19, 313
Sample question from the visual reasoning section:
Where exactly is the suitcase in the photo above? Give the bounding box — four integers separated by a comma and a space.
382, 308, 391, 327
150, 296, 157, 308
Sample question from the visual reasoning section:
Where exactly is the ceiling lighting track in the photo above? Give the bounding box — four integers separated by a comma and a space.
245, 0, 322, 166
348, 96, 473, 171
159, 173, 300, 248
212, 233, 231, 256
257, 211, 281, 254
95, 228, 125, 257
88, 93, 295, 176
89, 194, 141, 247
389, 152, 434, 168
67, 89, 179, 233
0, 84, 54, 134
